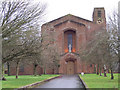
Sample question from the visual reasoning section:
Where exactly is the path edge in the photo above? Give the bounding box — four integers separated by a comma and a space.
14, 75, 62, 90
78, 75, 89, 90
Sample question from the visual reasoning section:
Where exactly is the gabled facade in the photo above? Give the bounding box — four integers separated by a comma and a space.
41, 7, 106, 74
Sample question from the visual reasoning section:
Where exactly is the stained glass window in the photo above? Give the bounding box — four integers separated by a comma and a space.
68, 33, 72, 50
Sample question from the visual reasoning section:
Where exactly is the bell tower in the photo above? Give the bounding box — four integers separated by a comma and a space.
93, 7, 106, 28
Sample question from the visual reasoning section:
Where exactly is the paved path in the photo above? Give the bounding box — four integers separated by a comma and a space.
34, 75, 85, 89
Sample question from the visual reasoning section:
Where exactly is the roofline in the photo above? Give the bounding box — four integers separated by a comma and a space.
94, 7, 105, 9
42, 14, 93, 26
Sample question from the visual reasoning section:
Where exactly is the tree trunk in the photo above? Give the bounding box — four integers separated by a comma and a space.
2, 64, 6, 80
100, 67, 102, 76
16, 61, 20, 79
108, 69, 110, 73
57, 66, 59, 74
7, 62, 10, 76
118, 57, 120, 73
97, 64, 99, 75
118, 5, 120, 73
94, 64, 96, 73
33, 64, 38, 76
110, 68, 114, 79
44, 66, 46, 74
103, 66, 107, 77
118, 33, 120, 73
53, 69, 54, 74
57, 64, 60, 74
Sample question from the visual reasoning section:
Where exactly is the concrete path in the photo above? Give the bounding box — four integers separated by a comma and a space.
34, 75, 85, 89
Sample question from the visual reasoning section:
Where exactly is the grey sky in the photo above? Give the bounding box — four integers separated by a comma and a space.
37, 0, 119, 23
1, 0, 119, 23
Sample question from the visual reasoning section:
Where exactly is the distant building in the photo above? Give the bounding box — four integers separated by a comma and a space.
10, 7, 106, 75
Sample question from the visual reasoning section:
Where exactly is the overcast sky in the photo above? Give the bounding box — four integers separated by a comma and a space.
1, 0, 119, 23
35, 0, 119, 23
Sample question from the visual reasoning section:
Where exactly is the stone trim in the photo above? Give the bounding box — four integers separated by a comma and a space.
54, 20, 85, 27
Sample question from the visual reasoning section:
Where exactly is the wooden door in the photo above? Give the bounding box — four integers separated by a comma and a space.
67, 61, 75, 75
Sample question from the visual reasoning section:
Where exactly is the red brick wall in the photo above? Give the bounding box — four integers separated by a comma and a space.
10, 64, 43, 75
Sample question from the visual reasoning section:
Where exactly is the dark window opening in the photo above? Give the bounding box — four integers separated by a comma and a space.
90, 64, 92, 67
19, 65, 24, 72
98, 10, 101, 17
68, 33, 72, 50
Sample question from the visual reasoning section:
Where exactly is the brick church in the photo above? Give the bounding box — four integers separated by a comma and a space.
10, 7, 106, 75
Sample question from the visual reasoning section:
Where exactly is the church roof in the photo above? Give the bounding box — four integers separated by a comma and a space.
43, 14, 93, 26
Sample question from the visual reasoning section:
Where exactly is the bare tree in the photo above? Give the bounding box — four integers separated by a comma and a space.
118, 1, 120, 73
0, 0, 47, 80
39, 27, 61, 74
108, 9, 119, 73
80, 29, 118, 79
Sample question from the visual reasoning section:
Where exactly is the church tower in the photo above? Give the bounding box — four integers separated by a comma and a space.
93, 7, 106, 28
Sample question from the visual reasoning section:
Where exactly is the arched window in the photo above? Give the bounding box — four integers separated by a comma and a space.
68, 33, 72, 50
64, 30, 76, 53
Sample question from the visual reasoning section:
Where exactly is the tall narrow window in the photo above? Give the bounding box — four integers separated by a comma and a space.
98, 10, 101, 17
68, 33, 72, 52
64, 30, 76, 53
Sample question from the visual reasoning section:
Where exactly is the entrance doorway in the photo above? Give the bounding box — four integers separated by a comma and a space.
66, 61, 75, 75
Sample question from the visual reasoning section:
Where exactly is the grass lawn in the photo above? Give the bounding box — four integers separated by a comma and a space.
2, 74, 59, 89
80, 73, 119, 89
